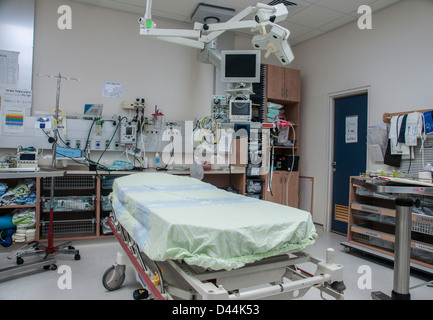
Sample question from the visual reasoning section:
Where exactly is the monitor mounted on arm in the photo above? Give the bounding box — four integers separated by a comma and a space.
138, 1, 295, 67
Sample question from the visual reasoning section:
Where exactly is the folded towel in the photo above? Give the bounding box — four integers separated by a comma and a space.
0, 213, 15, 229
12, 208, 36, 228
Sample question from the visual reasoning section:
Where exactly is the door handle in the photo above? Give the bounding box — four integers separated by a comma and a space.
332, 161, 337, 172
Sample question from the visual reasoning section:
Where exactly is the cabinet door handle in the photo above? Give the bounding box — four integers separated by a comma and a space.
280, 175, 283, 183
281, 88, 285, 98
286, 89, 289, 98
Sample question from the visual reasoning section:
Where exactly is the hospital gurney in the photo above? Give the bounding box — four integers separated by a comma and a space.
102, 173, 345, 300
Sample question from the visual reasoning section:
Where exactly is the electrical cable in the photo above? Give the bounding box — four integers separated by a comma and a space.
84, 118, 97, 155
267, 115, 297, 203
94, 116, 127, 179
228, 163, 236, 191
285, 123, 296, 205
268, 143, 274, 197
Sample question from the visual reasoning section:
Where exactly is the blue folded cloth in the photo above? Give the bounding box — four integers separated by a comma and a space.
0, 182, 7, 192
0, 228, 15, 247
0, 213, 15, 229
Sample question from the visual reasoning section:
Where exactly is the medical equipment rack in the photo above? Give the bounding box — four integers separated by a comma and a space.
104, 215, 345, 300
0, 170, 79, 281
41, 195, 96, 212
42, 174, 95, 190
40, 175, 97, 240
342, 176, 433, 300
100, 174, 127, 235
40, 214, 96, 236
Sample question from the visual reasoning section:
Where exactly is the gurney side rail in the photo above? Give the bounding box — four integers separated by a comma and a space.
107, 216, 165, 300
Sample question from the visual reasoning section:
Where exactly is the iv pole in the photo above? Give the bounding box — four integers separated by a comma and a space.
37, 73, 81, 259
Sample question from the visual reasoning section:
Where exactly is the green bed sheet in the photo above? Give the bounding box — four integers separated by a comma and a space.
110, 172, 317, 271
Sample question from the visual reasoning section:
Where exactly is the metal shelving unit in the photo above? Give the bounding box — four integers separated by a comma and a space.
40, 174, 97, 239
343, 176, 433, 300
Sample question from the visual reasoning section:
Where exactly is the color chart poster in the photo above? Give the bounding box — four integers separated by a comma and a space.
3, 108, 24, 134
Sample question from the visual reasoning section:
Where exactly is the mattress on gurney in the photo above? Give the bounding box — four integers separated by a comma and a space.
110, 172, 317, 271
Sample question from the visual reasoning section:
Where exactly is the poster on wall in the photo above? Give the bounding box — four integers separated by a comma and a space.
0, 88, 31, 136
345, 115, 358, 143
3, 107, 25, 134
0, 88, 32, 112
0, 50, 19, 88
102, 82, 125, 99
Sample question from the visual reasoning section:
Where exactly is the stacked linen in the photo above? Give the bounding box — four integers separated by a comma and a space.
0, 181, 37, 246
110, 173, 317, 271
0, 180, 36, 206
0, 182, 7, 198
267, 102, 284, 122
12, 208, 36, 242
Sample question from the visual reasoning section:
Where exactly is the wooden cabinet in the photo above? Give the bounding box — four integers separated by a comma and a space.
265, 66, 301, 149
345, 176, 433, 273
266, 64, 301, 102
266, 171, 299, 207
261, 64, 301, 209
267, 171, 284, 204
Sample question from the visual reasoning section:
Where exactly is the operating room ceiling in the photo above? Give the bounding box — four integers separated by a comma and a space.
71, 0, 402, 46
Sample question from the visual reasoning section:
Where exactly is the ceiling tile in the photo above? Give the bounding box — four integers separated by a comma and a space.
288, 3, 345, 28
206, 0, 256, 11
314, 0, 376, 14
285, 0, 314, 15
369, 0, 401, 12
318, 13, 357, 32
140, 0, 200, 21
73, 0, 100, 5
291, 28, 324, 43
97, 0, 145, 14
283, 21, 315, 38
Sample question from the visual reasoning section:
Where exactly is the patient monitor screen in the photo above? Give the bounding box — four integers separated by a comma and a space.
231, 100, 251, 115
221, 50, 260, 83
229, 100, 252, 122
225, 54, 256, 78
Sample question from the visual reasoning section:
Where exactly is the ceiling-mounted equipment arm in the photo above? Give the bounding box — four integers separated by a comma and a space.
139, 1, 294, 65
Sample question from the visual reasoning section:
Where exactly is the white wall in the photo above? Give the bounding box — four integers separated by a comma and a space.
32, 0, 214, 121
288, 0, 433, 226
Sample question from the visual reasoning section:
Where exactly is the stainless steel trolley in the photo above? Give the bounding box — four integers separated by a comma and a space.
342, 177, 433, 300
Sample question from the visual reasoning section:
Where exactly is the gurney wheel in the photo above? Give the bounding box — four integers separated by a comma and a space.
133, 288, 149, 300
102, 265, 126, 291
43, 264, 57, 271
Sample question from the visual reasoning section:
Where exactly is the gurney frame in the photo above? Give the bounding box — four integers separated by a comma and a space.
103, 215, 346, 300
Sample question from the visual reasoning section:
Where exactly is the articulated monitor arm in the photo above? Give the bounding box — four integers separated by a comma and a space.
139, 1, 294, 65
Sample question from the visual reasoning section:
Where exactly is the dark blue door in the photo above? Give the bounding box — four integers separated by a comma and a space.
331, 93, 368, 234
